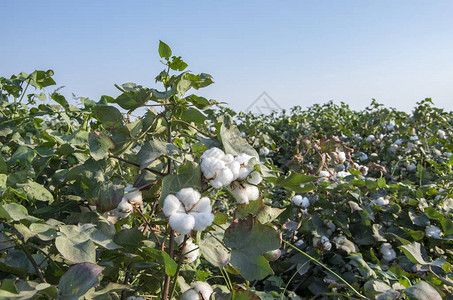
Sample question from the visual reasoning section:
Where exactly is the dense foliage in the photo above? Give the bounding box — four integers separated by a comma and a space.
0, 42, 452, 299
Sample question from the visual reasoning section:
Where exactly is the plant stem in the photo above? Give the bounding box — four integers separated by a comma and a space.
162, 229, 175, 299
17, 238, 46, 283
109, 154, 167, 176
169, 235, 189, 299
283, 240, 366, 299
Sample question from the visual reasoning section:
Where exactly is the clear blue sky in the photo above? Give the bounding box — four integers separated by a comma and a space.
2, 0, 453, 113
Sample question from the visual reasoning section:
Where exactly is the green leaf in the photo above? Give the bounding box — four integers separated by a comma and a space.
9, 145, 34, 167
404, 281, 442, 300
198, 224, 230, 267
16, 181, 54, 202
268, 171, 318, 193
224, 215, 281, 280
94, 105, 123, 129
0, 156, 7, 174
158, 41, 172, 59
159, 161, 202, 206
160, 251, 177, 276
111, 87, 150, 111
29, 70, 56, 89
398, 242, 431, 265
169, 56, 188, 71
114, 228, 144, 251
89, 131, 114, 161
180, 107, 207, 124
29, 223, 58, 241
137, 139, 180, 169
58, 262, 104, 300
51, 92, 69, 109
0, 203, 38, 222
440, 217, 453, 235
55, 236, 96, 263
220, 121, 258, 158
235, 198, 284, 224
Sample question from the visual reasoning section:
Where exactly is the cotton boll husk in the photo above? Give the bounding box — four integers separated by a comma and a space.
246, 185, 260, 201
190, 212, 214, 231
190, 282, 214, 300
177, 188, 201, 209
169, 213, 195, 235
248, 171, 262, 185
163, 194, 182, 216
180, 289, 199, 300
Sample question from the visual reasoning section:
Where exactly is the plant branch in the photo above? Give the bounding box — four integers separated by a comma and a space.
162, 229, 175, 299
16, 238, 46, 283
109, 154, 167, 176
169, 235, 189, 299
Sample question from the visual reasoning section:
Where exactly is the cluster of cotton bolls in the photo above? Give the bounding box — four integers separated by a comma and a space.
163, 188, 214, 235
180, 281, 213, 300
175, 235, 200, 263
200, 147, 262, 204
109, 185, 143, 218
380, 243, 397, 261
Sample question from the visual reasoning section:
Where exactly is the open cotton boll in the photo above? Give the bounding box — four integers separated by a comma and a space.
177, 188, 201, 210
124, 185, 143, 205
228, 160, 241, 180
359, 166, 368, 176
175, 236, 200, 263
190, 197, 212, 214
338, 152, 346, 163
410, 135, 419, 141
380, 243, 396, 261
335, 171, 351, 179
260, 147, 270, 156
319, 170, 330, 178
163, 195, 182, 217
117, 200, 133, 215
387, 122, 395, 130
231, 183, 259, 204
180, 289, 199, 300
190, 212, 215, 231
291, 195, 309, 208
373, 197, 389, 206
366, 135, 375, 142
169, 213, 196, 235
200, 157, 225, 179
426, 225, 442, 238
201, 147, 225, 160
209, 167, 234, 188
437, 129, 446, 139
444, 152, 452, 158
314, 236, 331, 251
180, 282, 214, 300
248, 171, 262, 185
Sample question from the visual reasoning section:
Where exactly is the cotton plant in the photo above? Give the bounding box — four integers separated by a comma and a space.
180, 281, 214, 300
313, 236, 331, 251
163, 188, 214, 235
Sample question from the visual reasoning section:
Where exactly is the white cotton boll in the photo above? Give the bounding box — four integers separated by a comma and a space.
191, 197, 211, 214
360, 166, 369, 176
291, 195, 309, 208
190, 212, 214, 231
366, 135, 375, 142
127, 297, 145, 300
319, 170, 330, 178
163, 195, 182, 217
231, 186, 249, 204
295, 240, 304, 247
190, 282, 214, 300
169, 213, 195, 235
314, 236, 331, 250
335, 171, 351, 179
180, 289, 199, 300
246, 185, 260, 201
395, 139, 403, 145
444, 152, 452, 158
360, 153, 368, 161
201, 147, 225, 160
389, 144, 398, 153
410, 135, 418, 141
117, 200, 133, 214
222, 153, 235, 164
124, 185, 143, 205
437, 129, 446, 139
426, 226, 442, 238
241, 131, 246, 137
200, 157, 225, 179
248, 171, 262, 185
238, 166, 252, 180
407, 163, 417, 172
373, 197, 389, 206
387, 122, 395, 130
228, 161, 241, 180
235, 153, 253, 165
175, 236, 200, 263
177, 188, 201, 209
209, 167, 234, 188
380, 243, 396, 261
338, 152, 346, 163
260, 147, 270, 156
